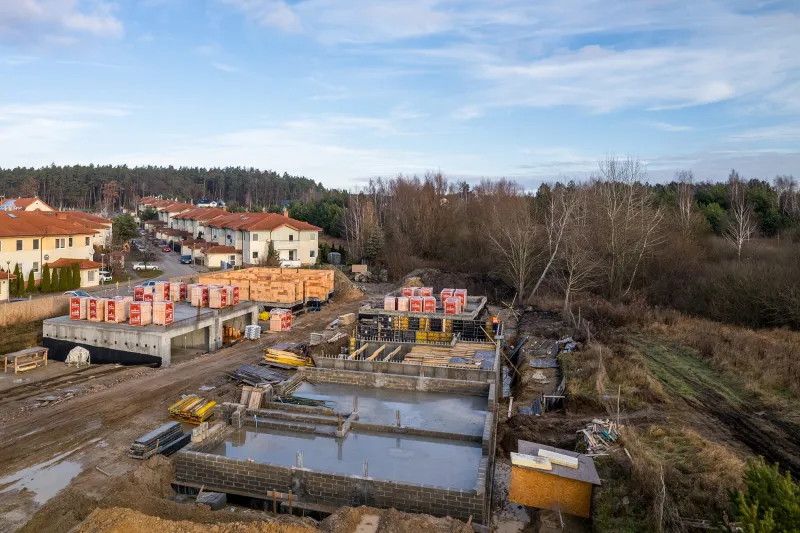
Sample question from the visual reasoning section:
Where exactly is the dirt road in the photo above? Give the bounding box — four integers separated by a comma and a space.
0, 297, 361, 533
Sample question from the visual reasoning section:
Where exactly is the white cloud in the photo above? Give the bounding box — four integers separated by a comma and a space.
649, 121, 695, 132
0, 102, 130, 161
0, 0, 124, 44
726, 125, 800, 142
210, 62, 239, 73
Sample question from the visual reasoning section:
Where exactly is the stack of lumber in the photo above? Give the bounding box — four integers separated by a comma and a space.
128, 421, 188, 459
228, 364, 289, 386
264, 348, 313, 367
403, 345, 453, 366
222, 324, 242, 342
199, 267, 333, 304
168, 396, 217, 424
578, 419, 620, 455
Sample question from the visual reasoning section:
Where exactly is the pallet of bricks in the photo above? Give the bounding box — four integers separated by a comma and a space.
186, 284, 238, 308
269, 308, 292, 332
199, 267, 333, 304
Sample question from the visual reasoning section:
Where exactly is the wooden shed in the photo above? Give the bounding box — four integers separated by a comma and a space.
509, 441, 601, 518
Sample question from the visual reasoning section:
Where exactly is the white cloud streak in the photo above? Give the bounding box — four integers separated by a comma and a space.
0, 0, 123, 44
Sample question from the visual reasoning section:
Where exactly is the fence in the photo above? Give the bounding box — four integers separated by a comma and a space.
0, 294, 70, 327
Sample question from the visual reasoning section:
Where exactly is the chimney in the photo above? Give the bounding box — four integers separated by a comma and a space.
282, 207, 288, 217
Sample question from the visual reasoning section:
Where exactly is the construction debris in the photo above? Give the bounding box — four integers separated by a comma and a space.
128, 421, 189, 459
277, 394, 332, 408
169, 396, 217, 425
264, 348, 313, 368
228, 365, 290, 386
578, 418, 621, 455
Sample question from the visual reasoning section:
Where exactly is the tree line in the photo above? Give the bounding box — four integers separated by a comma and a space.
3, 263, 82, 298
0, 165, 323, 212
337, 159, 800, 330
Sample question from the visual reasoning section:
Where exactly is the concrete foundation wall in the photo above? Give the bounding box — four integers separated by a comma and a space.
313, 356, 495, 383
298, 367, 490, 395
44, 321, 164, 357
174, 448, 486, 523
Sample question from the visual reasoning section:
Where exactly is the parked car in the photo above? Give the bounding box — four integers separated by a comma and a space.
132, 262, 159, 271
63, 290, 91, 297
179, 255, 193, 264
99, 270, 112, 283
137, 280, 158, 288
162, 246, 172, 252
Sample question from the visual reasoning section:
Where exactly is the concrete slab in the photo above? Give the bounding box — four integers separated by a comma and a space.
293, 382, 488, 436
211, 425, 481, 489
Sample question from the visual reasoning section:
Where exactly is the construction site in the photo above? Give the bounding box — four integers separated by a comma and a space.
0, 266, 599, 533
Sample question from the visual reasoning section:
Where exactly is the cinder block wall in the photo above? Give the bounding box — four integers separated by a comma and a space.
299, 367, 490, 395
174, 449, 486, 523
312, 356, 496, 383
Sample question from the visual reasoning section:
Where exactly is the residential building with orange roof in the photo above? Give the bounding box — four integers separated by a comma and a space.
0, 211, 100, 285
45, 258, 103, 287
0, 197, 55, 212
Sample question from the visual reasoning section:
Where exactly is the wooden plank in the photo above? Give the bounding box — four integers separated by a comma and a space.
366, 344, 386, 361
538, 449, 579, 469
382, 346, 403, 362
511, 452, 553, 471
348, 344, 369, 360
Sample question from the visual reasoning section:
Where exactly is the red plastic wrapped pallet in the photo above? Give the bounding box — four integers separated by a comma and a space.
409, 296, 423, 313
153, 301, 174, 325
154, 281, 170, 302
454, 288, 468, 309
383, 296, 397, 311
232, 286, 240, 305
143, 292, 154, 303
444, 296, 462, 315
88, 298, 106, 322
420, 287, 433, 297
396, 296, 409, 311
130, 302, 152, 326
441, 288, 455, 302
422, 296, 436, 313
105, 298, 129, 323
401, 287, 414, 297
70, 297, 87, 320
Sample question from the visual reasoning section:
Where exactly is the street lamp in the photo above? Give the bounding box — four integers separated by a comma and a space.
5, 261, 10, 303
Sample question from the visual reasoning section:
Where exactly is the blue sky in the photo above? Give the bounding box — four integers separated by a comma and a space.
1, 0, 799, 189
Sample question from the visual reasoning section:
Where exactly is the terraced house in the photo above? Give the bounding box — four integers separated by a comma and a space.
167, 209, 320, 267
0, 211, 109, 288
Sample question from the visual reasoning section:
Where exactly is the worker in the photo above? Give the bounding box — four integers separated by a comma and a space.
492, 315, 500, 333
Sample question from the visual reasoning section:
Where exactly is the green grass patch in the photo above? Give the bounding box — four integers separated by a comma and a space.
630, 335, 748, 406
136, 269, 163, 279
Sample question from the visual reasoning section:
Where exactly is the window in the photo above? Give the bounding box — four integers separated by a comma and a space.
68, 237, 73, 247
252, 233, 258, 241
33, 262, 39, 272
55, 238, 64, 249
252, 251, 259, 259
16, 240, 22, 251
310, 250, 316, 258
33, 239, 39, 250
289, 250, 295, 260
311, 233, 316, 240
289, 235, 294, 241
87, 271, 94, 282
229, 255, 236, 264
85, 237, 90, 246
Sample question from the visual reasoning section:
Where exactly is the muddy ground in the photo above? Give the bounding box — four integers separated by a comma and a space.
0, 296, 363, 533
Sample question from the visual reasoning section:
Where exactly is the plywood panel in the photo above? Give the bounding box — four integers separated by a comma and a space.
509, 466, 593, 518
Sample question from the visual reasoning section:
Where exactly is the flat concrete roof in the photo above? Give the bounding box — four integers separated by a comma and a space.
44, 301, 258, 334
359, 296, 487, 320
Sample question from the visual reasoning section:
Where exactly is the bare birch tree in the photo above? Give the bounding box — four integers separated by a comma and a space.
487, 197, 539, 300
591, 155, 665, 298
344, 194, 379, 262
724, 172, 756, 260
530, 184, 580, 296
674, 170, 696, 238
554, 191, 603, 314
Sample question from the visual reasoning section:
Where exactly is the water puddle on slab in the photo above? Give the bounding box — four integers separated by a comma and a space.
0, 448, 85, 505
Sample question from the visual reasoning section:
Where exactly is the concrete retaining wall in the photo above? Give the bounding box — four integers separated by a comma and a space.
299, 367, 490, 395
174, 448, 486, 523
0, 294, 69, 327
